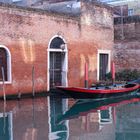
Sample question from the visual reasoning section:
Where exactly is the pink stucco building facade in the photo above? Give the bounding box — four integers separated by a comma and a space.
0, 1, 113, 96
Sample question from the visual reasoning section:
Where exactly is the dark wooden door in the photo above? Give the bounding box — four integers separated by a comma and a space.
99, 54, 108, 80
50, 52, 62, 88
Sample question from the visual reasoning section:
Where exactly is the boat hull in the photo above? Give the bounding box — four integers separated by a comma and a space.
56, 83, 139, 99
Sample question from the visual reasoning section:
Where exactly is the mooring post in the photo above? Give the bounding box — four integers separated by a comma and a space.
3, 101, 6, 134
1, 67, 6, 133
84, 63, 88, 88
32, 66, 35, 97
32, 97, 35, 128
1, 67, 6, 102
111, 61, 115, 85
18, 89, 21, 100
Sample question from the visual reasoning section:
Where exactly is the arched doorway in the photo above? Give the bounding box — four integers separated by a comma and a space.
48, 36, 68, 90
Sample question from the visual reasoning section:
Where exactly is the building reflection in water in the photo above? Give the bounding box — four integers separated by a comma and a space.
0, 97, 50, 140
48, 96, 69, 140
0, 102, 13, 140
115, 102, 140, 140
0, 96, 140, 139
99, 108, 113, 130
67, 107, 115, 140
48, 96, 115, 139
0, 112, 13, 140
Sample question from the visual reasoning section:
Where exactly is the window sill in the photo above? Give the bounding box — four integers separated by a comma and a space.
0, 81, 12, 84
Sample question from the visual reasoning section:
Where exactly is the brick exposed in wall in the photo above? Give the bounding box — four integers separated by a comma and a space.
114, 18, 140, 71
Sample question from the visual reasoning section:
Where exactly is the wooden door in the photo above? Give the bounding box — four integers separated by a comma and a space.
99, 54, 108, 80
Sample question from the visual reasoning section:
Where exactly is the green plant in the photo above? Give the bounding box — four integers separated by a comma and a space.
105, 69, 140, 82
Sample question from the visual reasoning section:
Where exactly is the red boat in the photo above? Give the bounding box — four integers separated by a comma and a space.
56, 83, 140, 99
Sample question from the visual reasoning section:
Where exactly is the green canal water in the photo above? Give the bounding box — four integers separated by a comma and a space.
0, 93, 140, 140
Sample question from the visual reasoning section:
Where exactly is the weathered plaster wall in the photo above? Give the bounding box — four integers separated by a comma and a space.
67, 1, 114, 87
0, 2, 113, 95
114, 17, 140, 71
81, 1, 113, 28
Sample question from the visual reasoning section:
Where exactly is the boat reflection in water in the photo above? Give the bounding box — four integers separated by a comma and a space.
56, 94, 140, 140
57, 95, 140, 123
0, 94, 140, 140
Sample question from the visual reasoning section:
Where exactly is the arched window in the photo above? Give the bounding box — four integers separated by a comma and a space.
50, 37, 65, 49
0, 48, 7, 81
0, 46, 11, 83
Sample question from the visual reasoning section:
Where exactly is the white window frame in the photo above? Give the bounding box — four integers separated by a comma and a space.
97, 50, 111, 81
99, 108, 112, 124
12, 0, 22, 2
47, 35, 68, 91
0, 45, 12, 84
0, 112, 13, 140
128, 9, 134, 16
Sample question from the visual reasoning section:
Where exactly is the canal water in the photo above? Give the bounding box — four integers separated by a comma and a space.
0, 93, 140, 140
